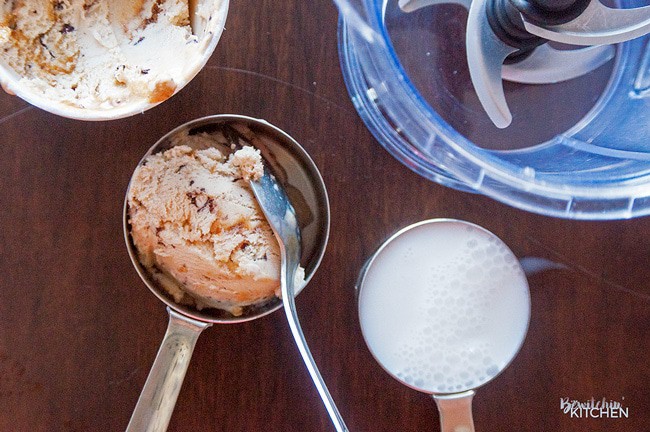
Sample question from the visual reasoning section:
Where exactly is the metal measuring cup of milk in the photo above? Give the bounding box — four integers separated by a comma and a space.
357, 219, 531, 432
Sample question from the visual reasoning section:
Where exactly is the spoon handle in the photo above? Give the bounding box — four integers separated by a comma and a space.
282, 274, 349, 432
126, 308, 211, 432
433, 391, 476, 432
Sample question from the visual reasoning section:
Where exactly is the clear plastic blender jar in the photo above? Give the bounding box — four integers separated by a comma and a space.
334, 0, 650, 219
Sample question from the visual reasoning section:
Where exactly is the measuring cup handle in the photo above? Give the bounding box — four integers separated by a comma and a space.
433, 391, 476, 432
126, 307, 211, 432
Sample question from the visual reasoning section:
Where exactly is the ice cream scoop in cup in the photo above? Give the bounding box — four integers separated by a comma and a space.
357, 219, 530, 432
0, 0, 228, 120
123, 115, 329, 431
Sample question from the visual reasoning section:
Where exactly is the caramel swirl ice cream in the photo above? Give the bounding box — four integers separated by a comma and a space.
0, 0, 227, 111
127, 131, 303, 316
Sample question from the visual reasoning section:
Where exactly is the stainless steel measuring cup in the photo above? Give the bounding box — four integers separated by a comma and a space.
356, 219, 530, 432
123, 114, 330, 432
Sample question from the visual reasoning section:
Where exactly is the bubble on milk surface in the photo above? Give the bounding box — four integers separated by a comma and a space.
360, 222, 527, 395
400, 230, 519, 392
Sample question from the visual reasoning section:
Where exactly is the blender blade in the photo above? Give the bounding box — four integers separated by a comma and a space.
522, 1, 650, 46
401, 0, 650, 128
466, 0, 518, 128
399, 0, 615, 84
500, 44, 614, 84
400, 0, 615, 83
399, 0, 471, 11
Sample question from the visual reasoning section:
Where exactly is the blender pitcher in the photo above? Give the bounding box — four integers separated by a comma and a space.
333, 0, 650, 220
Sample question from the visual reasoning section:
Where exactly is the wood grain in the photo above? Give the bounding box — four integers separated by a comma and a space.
0, 1, 648, 431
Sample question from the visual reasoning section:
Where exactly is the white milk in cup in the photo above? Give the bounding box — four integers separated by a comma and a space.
358, 219, 530, 395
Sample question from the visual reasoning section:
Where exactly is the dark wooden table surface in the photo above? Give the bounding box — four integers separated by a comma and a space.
1, 1, 649, 431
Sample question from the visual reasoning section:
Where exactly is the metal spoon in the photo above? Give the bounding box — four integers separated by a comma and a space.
251, 168, 348, 432
123, 114, 330, 432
